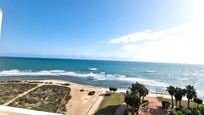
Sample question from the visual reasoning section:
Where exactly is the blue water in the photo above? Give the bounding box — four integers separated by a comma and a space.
0, 57, 204, 98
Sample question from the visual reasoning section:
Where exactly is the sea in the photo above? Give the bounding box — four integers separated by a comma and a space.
0, 57, 204, 99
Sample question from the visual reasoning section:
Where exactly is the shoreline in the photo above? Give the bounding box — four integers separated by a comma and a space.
36, 79, 190, 100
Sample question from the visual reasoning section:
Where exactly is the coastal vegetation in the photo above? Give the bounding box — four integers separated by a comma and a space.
121, 83, 203, 115
0, 83, 37, 104
62, 83, 70, 86
165, 85, 204, 115
124, 82, 149, 115
109, 87, 118, 92
162, 98, 198, 108
88, 91, 96, 95
167, 85, 176, 108
162, 100, 171, 109
186, 85, 197, 108
95, 92, 124, 115
9, 85, 71, 114
95, 82, 149, 115
194, 97, 203, 108
1, 80, 203, 115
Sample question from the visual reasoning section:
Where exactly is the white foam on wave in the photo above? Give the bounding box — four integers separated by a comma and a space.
117, 77, 168, 87
0, 70, 65, 76
89, 68, 98, 71
145, 70, 155, 73
0, 69, 168, 88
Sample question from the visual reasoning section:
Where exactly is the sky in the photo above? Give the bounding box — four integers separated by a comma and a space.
0, 8, 2, 36
0, 0, 204, 64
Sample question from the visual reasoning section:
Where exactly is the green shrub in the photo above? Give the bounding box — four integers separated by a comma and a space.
62, 83, 70, 86
125, 91, 140, 112
88, 91, 95, 95
9, 85, 71, 113
109, 87, 118, 92
198, 106, 204, 115
194, 98, 203, 107
170, 108, 201, 115
170, 109, 183, 115
186, 108, 200, 115
162, 100, 171, 109
104, 93, 111, 96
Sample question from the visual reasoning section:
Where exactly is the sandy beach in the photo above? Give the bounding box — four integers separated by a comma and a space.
37, 80, 108, 115
37, 80, 172, 115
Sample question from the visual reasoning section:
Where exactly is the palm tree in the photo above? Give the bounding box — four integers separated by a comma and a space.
129, 82, 149, 103
139, 85, 149, 103
167, 85, 175, 108
180, 88, 187, 107
174, 87, 180, 107
174, 87, 186, 108
125, 91, 141, 114
142, 87, 149, 102
126, 84, 142, 114
186, 85, 197, 108
194, 97, 203, 108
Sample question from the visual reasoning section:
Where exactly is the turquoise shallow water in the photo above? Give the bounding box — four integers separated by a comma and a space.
0, 57, 204, 98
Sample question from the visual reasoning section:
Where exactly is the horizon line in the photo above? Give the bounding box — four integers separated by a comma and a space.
0, 55, 203, 66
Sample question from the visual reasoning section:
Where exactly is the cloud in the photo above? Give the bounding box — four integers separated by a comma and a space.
107, 0, 204, 64
107, 24, 204, 64
109, 24, 191, 44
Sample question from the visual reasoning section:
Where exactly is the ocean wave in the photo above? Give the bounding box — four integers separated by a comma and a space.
89, 68, 98, 71
145, 70, 155, 73
0, 69, 168, 88
117, 77, 168, 87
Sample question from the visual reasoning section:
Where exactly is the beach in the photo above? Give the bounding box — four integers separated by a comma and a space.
30, 79, 170, 115
0, 79, 172, 115
33, 80, 107, 115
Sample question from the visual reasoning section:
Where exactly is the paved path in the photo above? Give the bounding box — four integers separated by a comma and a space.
86, 90, 106, 115
147, 96, 168, 115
